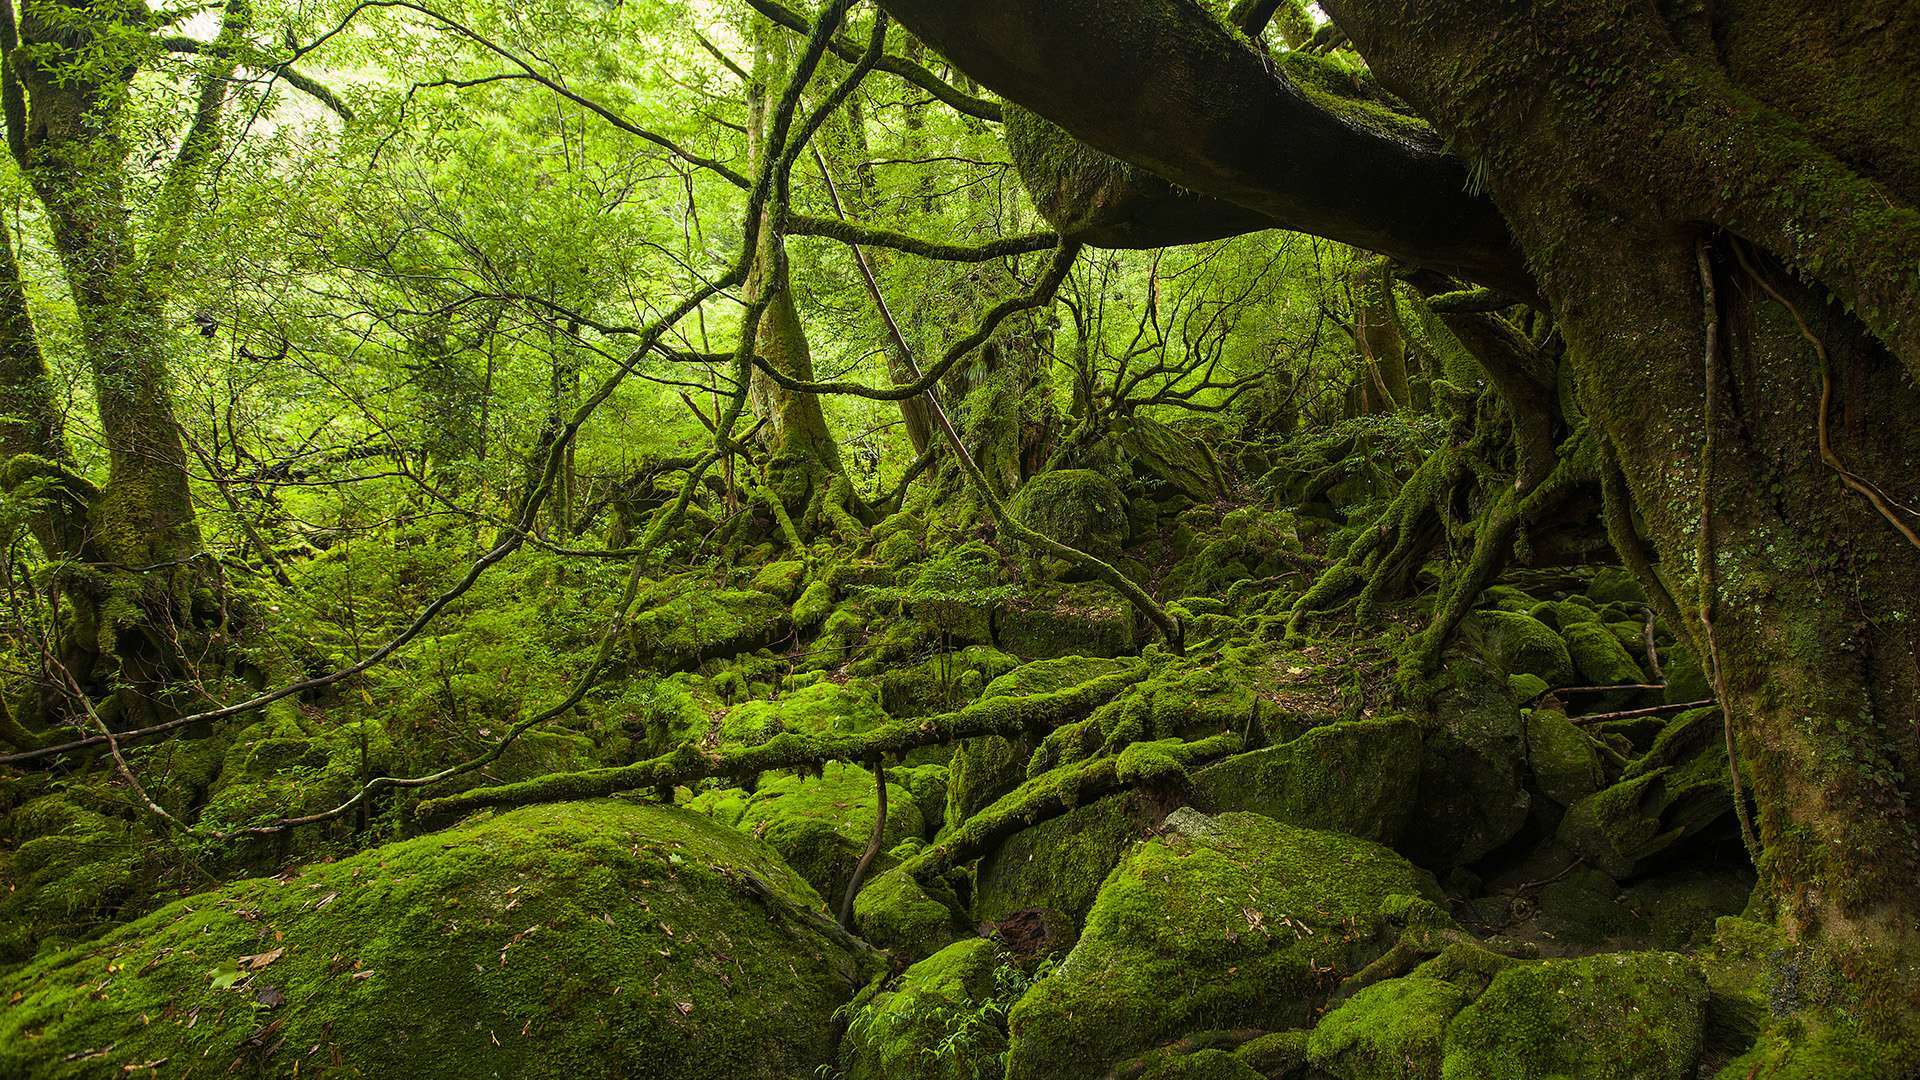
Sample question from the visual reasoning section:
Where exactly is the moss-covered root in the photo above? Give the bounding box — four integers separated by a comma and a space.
902, 731, 1242, 886
416, 662, 1149, 821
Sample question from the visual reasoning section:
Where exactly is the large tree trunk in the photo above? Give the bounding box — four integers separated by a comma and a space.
1316, 0, 1920, 1043
879, 0, 1920, 1052
17, 0, 219, 725
744, 11, 846, 529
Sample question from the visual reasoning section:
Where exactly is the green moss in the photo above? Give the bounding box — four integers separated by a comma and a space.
944, 657, 1146, 828
1441, 952, 1710, 1080
1524, 707, 1606, 807
880, 646, 1019, 719
0, 793, 149, 964
1228, 1033, 1305, 1076
749, 558, 807, 600
1506, 672, 1549, 701
1463, 610, 1575, 685
0, 800, 863, 1078
716, 680, 888, 749
1558, 708, 1731, 877
1588, 567, 1647, 606
1009, 469, 1129, 558
1004, 809, 1441, 1078
629, 579, 791, 671
737, 762, 924, 901
851, 865, 962, 963
996, 581, 1136, 660
1189, 716, 1422, 843
1563, 620, 1648, 687
792, 579, 835, 630
1403, 658, 1531, 869
1309, 975, 1471, 1080
840, 937, 1017, 1080
973, 789, 1162, 948
890, 763, 951, 835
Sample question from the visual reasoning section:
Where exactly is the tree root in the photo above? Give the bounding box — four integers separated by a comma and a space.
900, 730, 1242, 886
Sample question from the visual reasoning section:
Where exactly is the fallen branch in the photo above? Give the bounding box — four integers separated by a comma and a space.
1570, 698, 1713, 726
415, 663, 1151, 822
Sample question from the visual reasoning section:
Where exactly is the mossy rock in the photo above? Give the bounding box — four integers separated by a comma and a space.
1562, 620, 1648, 690
0, 794, 149, 964
1189, 716, 1422, 843
851, 866, 963, 962
996, 581, 1136, 660
1308, 975, 1471, 1080
1619, 865, 1753, 951
1464, 610, 1574, 686
890, 763, 951, 836
1524, 707, 1606, 808
0, 800, 863, 1079
1010, 468, 1130, 557
879, 646, 1019, 719
1441, 951, 1709, 1079
714, 680, 887, 749
1533, 866, 1642, 947
196, 716, 400, 837
1003, 809, 1442, 1078
946, 733, 1035, 836
839, 937, 1013, 1080
945, 657, 1142, 827
973, 789, 1165, 949
1403, 659, 1531, 869
1557, 707, 1731, 878
748, 558, 807, 601
737, 763, 924, 902
791, 579, 834, 630
629, 582, 791, 672
1588, 567, 1647, 606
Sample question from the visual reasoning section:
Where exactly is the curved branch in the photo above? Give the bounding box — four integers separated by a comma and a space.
875, 0, 1528, 290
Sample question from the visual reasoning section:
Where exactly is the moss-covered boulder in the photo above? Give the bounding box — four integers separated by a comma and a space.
1464, 610, 1574, 686
736, 762, 924, 901
946, 657, 1141, 827
1524, 707, 1607, 808
1441, 951, 1709, 1079
879, 645, 1019, 719
851, 865, 963, 962
0, 792, 149, 964
1003, 809, 1442, 1078
0, 800, 865, 1079
1010, 468, 1130, 557
1558, 707, 1731, 878
714, 680, 887, 748
1403, 659, 1531, 869
996, 581, 1136, 659
973, 788, 1164, 948
840, 937, 1015, 1080
1308, 975, 1471, 1080
1189, 716, 1421, 843
747, 558, 807, 600
629, 578, 791, 671
1562, 620, 1648, 690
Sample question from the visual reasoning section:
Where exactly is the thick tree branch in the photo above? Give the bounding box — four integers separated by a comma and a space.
874, 0, 1529, 291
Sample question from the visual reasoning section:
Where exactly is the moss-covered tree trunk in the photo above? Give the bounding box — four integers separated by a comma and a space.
1318, 0, 1920, 1045
745, 12, 847, 527
16, 0, 222, 726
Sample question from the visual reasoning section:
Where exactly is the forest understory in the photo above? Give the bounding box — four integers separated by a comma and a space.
1, 0, 1917, 1078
